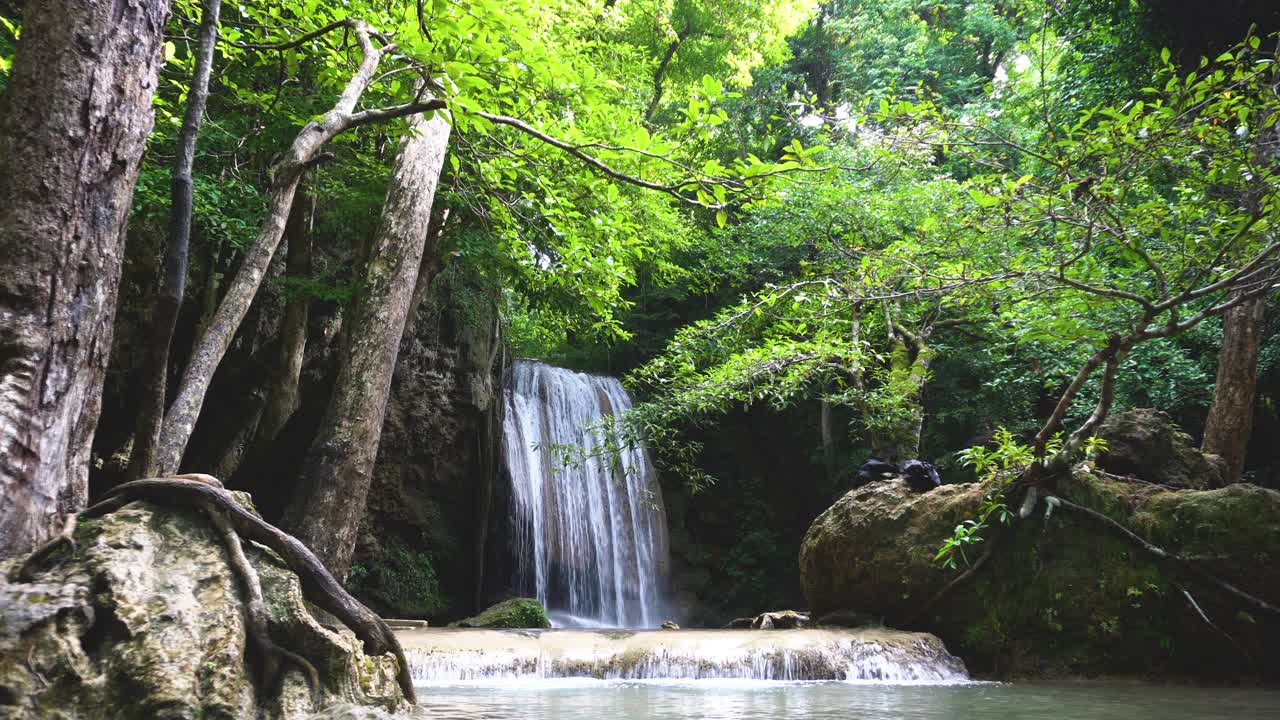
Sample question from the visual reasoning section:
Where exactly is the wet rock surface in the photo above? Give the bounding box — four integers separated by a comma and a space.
0, 499, 406, 719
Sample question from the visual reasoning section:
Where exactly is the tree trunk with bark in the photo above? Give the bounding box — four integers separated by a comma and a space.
820, 398, 837, 479
1202, 294, 1266, 484
644, 23, 692, 124
251, 190, 314, 451
0, 0, 171, 558
130, 0, 222, 479
283, 108, 452, 577
152, 22, 445, 474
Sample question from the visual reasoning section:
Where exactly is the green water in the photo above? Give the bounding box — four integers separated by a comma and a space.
394, 680, 1279, 719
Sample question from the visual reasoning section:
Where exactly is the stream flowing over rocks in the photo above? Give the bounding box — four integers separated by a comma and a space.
399, 627, 967, 683
0, 497, 406, 719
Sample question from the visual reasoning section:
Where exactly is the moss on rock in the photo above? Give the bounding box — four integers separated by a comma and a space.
799, 469, 1280, 679
449, 598, 551, 629
0, 499, 406, 719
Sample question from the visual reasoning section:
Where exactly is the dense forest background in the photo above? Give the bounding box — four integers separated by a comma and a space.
2, 0, 1279, 625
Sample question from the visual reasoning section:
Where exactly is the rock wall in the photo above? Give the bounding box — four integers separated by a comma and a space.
346, 269, 501, 622
800, 470, 1280, 679
663, 403, 846, 626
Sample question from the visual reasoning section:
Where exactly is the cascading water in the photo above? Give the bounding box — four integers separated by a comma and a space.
401, 628, 970, 683
502, 360, 670, 628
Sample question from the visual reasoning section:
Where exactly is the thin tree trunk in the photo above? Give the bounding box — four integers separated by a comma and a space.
191, 235, 224, 357
252, 190, 314, 450
130, 0, 222, 479
1202, 294, 1266, 484
284, 108, 452, 577
820, 398, 837, 478
871, 322, 934, 463
0, 0, 171, 558
153, 22, 441, 474
644, 23, 691, 124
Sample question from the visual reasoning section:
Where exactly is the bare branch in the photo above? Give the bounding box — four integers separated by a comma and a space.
474, 110, 727, 209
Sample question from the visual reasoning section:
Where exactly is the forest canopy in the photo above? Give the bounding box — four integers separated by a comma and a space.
1, 0, 1278, 582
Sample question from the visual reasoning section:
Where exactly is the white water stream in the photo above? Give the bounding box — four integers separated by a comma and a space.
502, 360, 669, 628
401, 628, 969, 684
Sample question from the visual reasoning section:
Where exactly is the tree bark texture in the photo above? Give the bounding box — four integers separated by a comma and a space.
284, 109, 452, 577
1202, 294, 1266, 484
251, 190, 314, 451
0, 0, 171, 557
130, 0, 222, 479
820, 398, 837, 478
152, 22, 441, 474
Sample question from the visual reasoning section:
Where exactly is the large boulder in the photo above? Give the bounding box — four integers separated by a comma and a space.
449, 598, 551, 629
800, 471, 1280, 678
1095, 408, 1224, 489
0, 499, 406, 719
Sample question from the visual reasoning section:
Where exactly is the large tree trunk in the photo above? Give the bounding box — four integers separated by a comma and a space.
283, 109, 452, 577
130, 0, 222, 479
152, 22, 428, 474
0, 0, 171, 558
1202, 294, 1266, 484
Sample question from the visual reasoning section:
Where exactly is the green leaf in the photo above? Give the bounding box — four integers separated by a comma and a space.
968, 189, 1000, 208
715, 210, 728, 228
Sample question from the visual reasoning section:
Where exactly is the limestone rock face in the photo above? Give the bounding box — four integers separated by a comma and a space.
450, 598, 551, 629
799, 471, 1280, 677
1096, 408, 1224, 489
0, 499, 405, 719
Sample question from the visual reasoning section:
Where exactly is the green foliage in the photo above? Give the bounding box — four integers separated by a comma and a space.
346, 540, 448, 617
937, 428, 1109, 569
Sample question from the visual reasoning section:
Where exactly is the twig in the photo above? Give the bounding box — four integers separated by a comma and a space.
1049, 495, 1280, 618
1176, 583, 1253, 665
901, 528, 1006, 628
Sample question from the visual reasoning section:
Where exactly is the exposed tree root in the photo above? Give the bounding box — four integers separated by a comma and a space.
206, 506, 322, 700
74, 477, 417, 704
1176, 583, 1253, 665
1047, 494, 1280, 618
9, 513, 79, 583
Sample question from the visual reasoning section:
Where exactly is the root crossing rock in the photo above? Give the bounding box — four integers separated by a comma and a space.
0, 491, 407, 719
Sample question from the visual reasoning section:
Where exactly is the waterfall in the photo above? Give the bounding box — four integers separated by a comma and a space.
502, 360, 670, 628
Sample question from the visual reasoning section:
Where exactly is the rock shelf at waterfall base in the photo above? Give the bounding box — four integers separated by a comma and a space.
398, 628, 969, 684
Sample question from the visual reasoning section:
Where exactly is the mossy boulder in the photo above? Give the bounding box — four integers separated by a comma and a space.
799, 470, 1280, 679
1095, 408, 1224, 489
450, 598, 551, 629
0, 498, 406, 719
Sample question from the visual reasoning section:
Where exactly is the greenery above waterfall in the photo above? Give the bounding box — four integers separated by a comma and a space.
3, 0, 1280, 698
